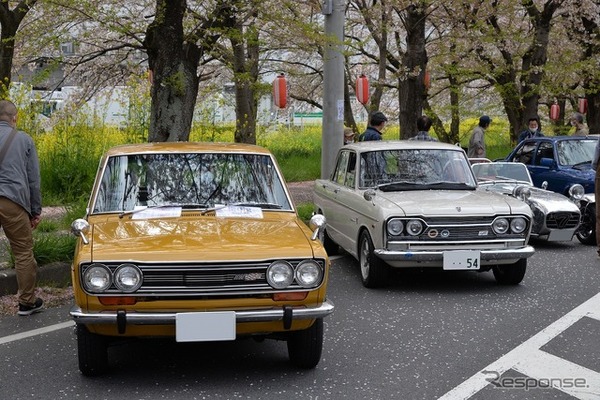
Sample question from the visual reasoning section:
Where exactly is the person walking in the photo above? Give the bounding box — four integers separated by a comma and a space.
0, 100, 43, 316
358, 111, 387, 141
570, 112, 589, 136
467, 115, 492, 158
410, 115, 437, 141
517, 115, 544, 143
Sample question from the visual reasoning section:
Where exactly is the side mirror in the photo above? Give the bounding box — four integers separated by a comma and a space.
539, 157, 555, 168
309, 214, 326, 241
541, 181, 548, 190
71, 218, 90, 245
364, 189, 376, 201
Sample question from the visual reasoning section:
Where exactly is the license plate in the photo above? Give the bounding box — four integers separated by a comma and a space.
443, 250, 480, 270
547, 229, 574, 242
176, 311, 236, 342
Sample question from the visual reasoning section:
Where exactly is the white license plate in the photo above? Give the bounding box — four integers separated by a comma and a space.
176, 311, 236, 342
443, 250, 481, 270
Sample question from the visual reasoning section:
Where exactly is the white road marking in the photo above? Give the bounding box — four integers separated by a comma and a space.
439, 292, 600, 400
0, 321, 74, 345
513, 349, 600, 399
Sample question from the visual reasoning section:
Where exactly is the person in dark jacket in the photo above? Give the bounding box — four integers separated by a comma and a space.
0, 100, 43, 316
518, 116, 544, 143
359, 111, 388, 141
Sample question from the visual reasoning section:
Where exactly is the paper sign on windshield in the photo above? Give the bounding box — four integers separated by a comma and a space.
216, 206, 263, 219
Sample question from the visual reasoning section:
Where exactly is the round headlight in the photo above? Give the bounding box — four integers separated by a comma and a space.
568, 184, 584, 200
114, 264, 143, 292
406, 219, 424, 236
267, 261, 294, 289
387, 218, 404, 236
295, 260, 323, 288
492, 218, 509, 234
83, 264, 112, 293
510, 217, 527, 234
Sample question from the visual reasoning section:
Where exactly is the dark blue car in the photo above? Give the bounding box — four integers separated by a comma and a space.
505, 136, 598, 195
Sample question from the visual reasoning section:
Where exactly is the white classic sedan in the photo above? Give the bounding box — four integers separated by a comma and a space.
314, 141, 535, 288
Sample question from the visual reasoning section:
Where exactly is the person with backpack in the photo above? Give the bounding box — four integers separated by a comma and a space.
0, 100, 43, 316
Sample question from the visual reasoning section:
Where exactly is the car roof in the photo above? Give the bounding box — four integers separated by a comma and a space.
343, 140, 465, 152
522, 135, 599, 143
103, 142, 273, 157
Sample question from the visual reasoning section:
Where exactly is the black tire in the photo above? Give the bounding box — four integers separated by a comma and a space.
76, 324, 109, 376
492, 259, 527, 285
576, 206, 596, 245
358, 230, 389, 288
287, 318, 323, 369
323, 228, 339, 255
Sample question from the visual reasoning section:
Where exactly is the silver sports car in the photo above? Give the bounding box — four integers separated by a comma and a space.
472, 161, 581, 242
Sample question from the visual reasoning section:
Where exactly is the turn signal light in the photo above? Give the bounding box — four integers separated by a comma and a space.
99, 296, 137, 306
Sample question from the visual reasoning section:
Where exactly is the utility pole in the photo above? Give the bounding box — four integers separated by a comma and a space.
321, 0, 344, 179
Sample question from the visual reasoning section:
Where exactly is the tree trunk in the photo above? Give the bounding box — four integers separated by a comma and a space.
230, 20, 259, 144
0, 0, 38, 98
144, 0, 201, 142
398, 4, 427, 139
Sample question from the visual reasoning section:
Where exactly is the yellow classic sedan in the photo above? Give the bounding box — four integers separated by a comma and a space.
70, 142, 333, 376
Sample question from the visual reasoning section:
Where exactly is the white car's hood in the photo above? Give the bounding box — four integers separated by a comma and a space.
375, 189, 527, 216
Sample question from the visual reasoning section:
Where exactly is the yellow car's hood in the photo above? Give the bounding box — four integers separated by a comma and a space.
88, 215, 315, 262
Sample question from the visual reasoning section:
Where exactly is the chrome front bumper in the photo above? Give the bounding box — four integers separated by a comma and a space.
70, 299, 335, 325
374, 246, 535, 264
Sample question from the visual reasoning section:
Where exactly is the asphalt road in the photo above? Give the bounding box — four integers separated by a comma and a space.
1, 238, 599, 400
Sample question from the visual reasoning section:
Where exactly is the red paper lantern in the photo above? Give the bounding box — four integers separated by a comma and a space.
355, 74, 370, 105
424, 70, 430, 90
578, 98, 588, 114
549, 103, 560, 121
273, 73, 287, 109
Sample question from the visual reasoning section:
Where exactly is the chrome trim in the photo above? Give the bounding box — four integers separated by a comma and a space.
374, 245, 535, 262
70, 299, 335, 325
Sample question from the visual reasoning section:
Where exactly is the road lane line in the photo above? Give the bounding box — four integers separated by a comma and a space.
439, 291, 600, 400
0, 321, 74, 345
513, 349, 600, 399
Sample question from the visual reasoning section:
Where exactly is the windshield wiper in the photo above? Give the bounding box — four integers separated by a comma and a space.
572, 160, 592, 168
119, 203, 208, 219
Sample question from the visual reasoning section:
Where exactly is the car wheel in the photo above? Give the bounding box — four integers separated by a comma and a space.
76, 323, 109, 376
358, 230, 389, 288
287, 318, 323, 369
323, 228, 339, 255
492, 259, 527, 285
576, 206, 596, 245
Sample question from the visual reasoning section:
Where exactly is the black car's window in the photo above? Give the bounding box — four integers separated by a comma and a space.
93, 153, 292, 213
556, 139, 597, 165
359, 149, 476, 188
